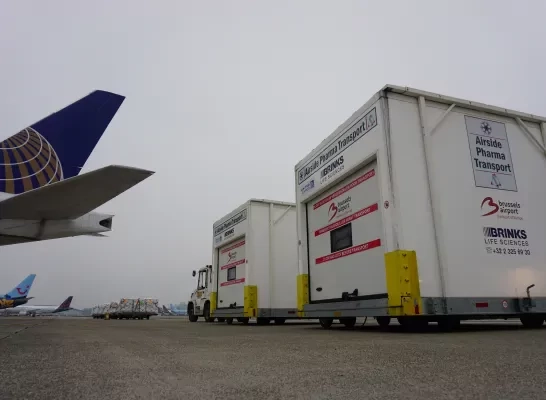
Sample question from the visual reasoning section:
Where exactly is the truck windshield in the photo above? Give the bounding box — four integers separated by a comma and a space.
197, 271, 207, 290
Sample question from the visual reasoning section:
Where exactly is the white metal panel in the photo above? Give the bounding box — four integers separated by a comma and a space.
389, 93, 546, 298
213, 203, 249, 309
270, 203, 298, 309
295, 99, 394, 293
386, 94, 443, 297
306, 161, 385, 301
249, 201, 271, 310
217, 237, 246, 308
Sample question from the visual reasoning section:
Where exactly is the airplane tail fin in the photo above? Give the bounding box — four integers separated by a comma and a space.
4, 273, 36, 299
0, 90, 125, 195
55, 296, 73, 312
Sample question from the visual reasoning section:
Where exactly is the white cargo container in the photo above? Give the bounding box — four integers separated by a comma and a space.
295, 84, 546, 330
208, 199, 299, 325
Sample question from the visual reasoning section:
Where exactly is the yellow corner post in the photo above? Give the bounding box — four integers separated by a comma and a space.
244, 285, 257, 318
384, 250, 422, 316
296, 274, 309, 317
209, 292, 217, 316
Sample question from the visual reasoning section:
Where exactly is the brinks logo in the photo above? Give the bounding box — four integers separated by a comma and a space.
483, 227, 527, 240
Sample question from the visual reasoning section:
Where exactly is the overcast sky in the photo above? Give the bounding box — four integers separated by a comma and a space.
0, 1, 544, 308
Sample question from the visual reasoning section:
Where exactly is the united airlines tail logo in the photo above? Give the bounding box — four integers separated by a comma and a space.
0, 128, 64, 194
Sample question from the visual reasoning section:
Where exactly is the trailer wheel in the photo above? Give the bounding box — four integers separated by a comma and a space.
226, 318, 233, 325
520, 315, 544, 329
188, 304, 198, 322
319, 318, 334, 329
398, 317, 428, 331
340, 317, 357, 328
375, 316, 391, 329
274, 318, 286, 325
237, 317, 249, 325
437, 317, 460, 332
256, 318, 270, 325
217, 318, 226, 323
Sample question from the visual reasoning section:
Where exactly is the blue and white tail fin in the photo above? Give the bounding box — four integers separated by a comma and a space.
3, 273, 36, 299
0, 90, 125, 195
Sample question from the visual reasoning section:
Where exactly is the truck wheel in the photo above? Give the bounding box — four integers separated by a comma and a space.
375, 316, 391, 329
217, 318, 226, 323
188, 305, 198, 322
204, 303, 215, 322
340, 317, 357, 328
520, 315, 544, 329
237, 317, 249, 325
398, 317, 428, 331
226, 318, 233, 325
319, 318, 334, 329
274, 318, 286, 325
437, 317, 460, 332
256, 318, 270, 325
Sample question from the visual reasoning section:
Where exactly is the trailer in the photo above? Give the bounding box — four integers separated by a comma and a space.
294, 84, 546, 330
114, 298, 158, 320
203, 199, 300, 325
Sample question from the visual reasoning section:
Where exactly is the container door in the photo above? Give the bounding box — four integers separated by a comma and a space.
217, 237, 246, 309
306, 160, 386, 302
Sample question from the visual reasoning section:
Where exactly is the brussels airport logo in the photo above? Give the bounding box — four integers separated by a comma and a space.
328, 196, 351, 222
480, 196, 522, 220
227, 251, 237, 262
481, 121, 492, 135
0, 127, 64, 194
328, 203, 338, 221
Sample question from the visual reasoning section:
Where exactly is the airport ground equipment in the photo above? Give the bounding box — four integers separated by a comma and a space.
92, 298, 159, 320
188, 199, 302, 325
294, 84, 546, 330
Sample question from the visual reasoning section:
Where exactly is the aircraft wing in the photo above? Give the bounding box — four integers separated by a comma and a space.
0, 165, 155, 220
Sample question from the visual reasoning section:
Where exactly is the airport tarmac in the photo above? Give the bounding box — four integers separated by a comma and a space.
0, 317, 545, 400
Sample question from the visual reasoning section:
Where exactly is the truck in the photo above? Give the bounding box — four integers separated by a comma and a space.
187, 199, 300, 325
294, 84, 546, 330
187, 264, 220, 322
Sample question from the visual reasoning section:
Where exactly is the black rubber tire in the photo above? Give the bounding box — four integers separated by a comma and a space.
237, 317, 250, 325
188, 305, 198, 322
520, 315, 544, 329
375, 316, 391, 328
256, 318, 270, 326
319, 318, 334, 329
437, 317, 461, 332
226, 318, 234, 325
217, 318, 226, 323
398, 317, 429, 331
204, 303, 215, 322
340, 317, 357, 328
274, 318, 286, 325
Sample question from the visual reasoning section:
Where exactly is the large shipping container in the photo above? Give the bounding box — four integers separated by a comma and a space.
294, 84, 546, 330
211, 199, 299, 324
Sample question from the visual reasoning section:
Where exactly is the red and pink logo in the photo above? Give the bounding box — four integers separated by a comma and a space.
481, 197, 499, 217
328, 203, 338, 221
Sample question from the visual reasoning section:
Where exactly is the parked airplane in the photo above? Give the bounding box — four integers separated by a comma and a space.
169, 304, 187, 316
0, 273, 36, 309
5, 295, 74, 317
0, 90, 155, 246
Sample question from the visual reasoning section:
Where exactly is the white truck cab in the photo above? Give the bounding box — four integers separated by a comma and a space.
187, 265, 224, 323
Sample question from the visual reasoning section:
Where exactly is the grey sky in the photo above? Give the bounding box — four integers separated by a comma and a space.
0, 1, 544, 308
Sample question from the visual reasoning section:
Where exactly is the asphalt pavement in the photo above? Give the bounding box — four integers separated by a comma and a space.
0, 317, 545, 400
